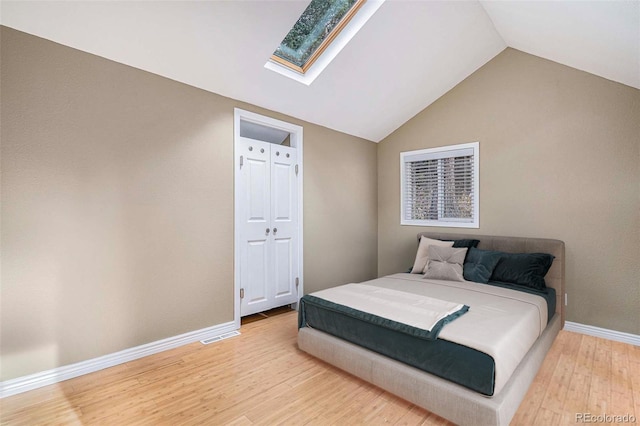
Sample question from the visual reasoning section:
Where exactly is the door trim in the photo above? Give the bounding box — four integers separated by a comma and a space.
233, 108, 304, 328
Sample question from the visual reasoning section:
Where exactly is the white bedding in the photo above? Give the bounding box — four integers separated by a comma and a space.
319, 273, 549, 395
310, 283, 467, 333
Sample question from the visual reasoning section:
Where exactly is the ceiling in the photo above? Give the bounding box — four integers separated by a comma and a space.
1, 1, 638, 142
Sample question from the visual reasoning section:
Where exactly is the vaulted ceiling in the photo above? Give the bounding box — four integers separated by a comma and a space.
1, 1, 638, 142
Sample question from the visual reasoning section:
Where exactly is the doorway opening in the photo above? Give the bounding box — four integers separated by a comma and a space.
233, 108, 303, 329
240, 305, 294, 326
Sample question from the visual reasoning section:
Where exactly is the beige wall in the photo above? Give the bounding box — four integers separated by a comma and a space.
378, 48, 640, 334
3, 25, 637, 383
0, 27, 378, 380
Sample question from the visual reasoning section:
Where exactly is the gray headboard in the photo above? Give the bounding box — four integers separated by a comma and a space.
417, 232, 565, 327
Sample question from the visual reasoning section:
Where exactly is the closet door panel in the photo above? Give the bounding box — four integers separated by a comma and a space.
271, 145, 298, 305
273, 238, 293, 299
245, 240, 269, 304
239, 137, 273, 316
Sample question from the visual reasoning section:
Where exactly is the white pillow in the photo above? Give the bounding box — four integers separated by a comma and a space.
410, 237, 454, 274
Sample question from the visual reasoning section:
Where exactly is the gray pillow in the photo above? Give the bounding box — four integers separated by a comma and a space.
410, 236, 454, 274
424, 246, 468, 282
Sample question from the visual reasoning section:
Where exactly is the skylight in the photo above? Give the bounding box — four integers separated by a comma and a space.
271, 0, 366, 74
265, 0, 384, 85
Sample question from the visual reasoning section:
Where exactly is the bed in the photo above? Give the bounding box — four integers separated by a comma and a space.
297, 233, 565, 426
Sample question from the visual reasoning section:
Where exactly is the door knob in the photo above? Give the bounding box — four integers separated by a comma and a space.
266, 228, 270, 235
273, 228, 278, 235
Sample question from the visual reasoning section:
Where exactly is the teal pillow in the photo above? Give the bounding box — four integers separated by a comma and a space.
490, 252, 555, 290
450, 239, 480, 249
441, 239, 480, 263
463, 248, 502, 283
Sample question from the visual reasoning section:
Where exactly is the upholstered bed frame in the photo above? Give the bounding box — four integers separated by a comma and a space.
298, 233, 565, 426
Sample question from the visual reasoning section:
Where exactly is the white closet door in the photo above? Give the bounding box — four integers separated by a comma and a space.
238, 138, 299, 316
239, 137, 273, 316
270, 145, 298, 306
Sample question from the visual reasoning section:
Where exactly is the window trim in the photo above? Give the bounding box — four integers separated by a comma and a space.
400, 142, 480, 228
270, 0, 367, 75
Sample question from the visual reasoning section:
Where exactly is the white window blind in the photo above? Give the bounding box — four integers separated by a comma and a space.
400, 142, 479, 228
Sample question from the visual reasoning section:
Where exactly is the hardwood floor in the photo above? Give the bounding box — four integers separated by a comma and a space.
1, 311, 638, 425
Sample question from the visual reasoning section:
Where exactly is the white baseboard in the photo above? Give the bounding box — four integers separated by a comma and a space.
0, 321, 237, 399
564, 321, 640, 346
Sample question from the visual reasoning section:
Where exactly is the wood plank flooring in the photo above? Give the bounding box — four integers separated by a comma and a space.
1, 310, 638, 425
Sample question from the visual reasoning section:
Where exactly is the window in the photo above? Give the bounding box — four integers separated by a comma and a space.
400, 142, 479, 228
265, 0, 384, 85
271, 0, 366, 74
